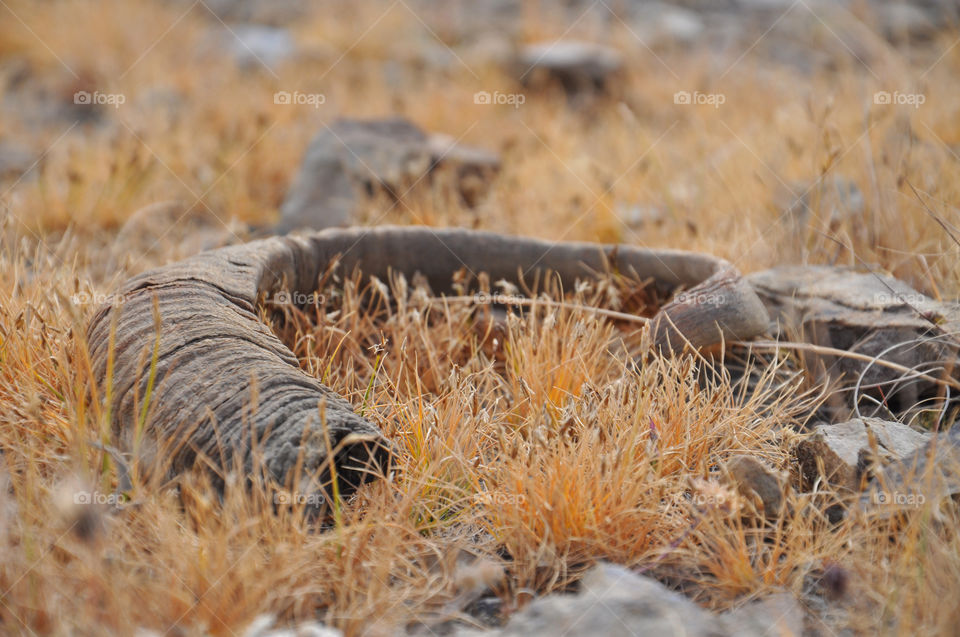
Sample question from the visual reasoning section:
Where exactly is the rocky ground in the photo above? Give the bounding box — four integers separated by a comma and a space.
3, 0, 960, 635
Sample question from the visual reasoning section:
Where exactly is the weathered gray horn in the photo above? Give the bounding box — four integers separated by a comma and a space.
87, 226, 769, 495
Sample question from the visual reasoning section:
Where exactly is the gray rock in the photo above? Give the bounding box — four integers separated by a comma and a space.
458, 563, 720, 636
2, 72, 106, 129
705, 3, 874, 75
405, 0, 524, 41
185, 0, 306, 25
658, 6, 708, 44
647, 0, 738, 12
721, 592, 805, 637
876, 3, 938, 42
915, 0, 960, 25
724, 455, 785, 518
618, 203, 668, 228
628, 4, 706, 47
796, 418, 931, 492
460, 33, 516, 68
427, 132, 501, 207
456, 563, 803, 637
208, 24, 296, 69
736, 0, 803, 9
0, 140, 37, 181
278, 118, 499, 233
242, 614, 342, 637
862, 424, 960, 510
517, 41, 623, 95
747, 265, 960, 420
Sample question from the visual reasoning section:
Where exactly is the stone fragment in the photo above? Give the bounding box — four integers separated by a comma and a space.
457, 563, 720, 636
795, 418, 931, 492
724, 455, 785, 518
194, 0, 306, 25
721, 592, 805, 637
862, 424, 960, 509
242, 613, 342, 637
876, 3, 938, 42
627, 3, 706, 47
748, 265, 960, 420
278, 118, 499, 233
456, 563, 805, 637
516, 41, 623, 95
216, 24, 297, 68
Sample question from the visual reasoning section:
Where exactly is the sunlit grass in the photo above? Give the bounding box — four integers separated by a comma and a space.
3, 0, 960, 634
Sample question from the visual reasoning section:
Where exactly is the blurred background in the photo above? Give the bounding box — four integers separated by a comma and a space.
2, 0, 959, 294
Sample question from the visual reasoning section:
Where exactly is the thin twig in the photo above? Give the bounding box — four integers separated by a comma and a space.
433, 295, 650, 324
440, 294, 960, 392
736, 340, 960, 392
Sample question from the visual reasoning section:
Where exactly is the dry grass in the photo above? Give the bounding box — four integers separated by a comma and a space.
3, 0, 960, 635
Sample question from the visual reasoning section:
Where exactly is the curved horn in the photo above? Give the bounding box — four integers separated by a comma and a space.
87, 226, 769, 496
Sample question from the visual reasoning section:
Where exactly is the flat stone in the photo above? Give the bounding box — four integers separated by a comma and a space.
517, 41, 623, 95
796, 418, 931, 492
241, 614, 342, 637
216, 24, 296, 69
748, 265, 960, 420
628, 4, 706, 47
876, 4, 938, 42
862, 424, 960, 509
456, 562, 800, 636
721, 592, 805, 637
190, 0, 306, 24
278, 118, 499, 233
724, 455, 785, 518
618, 203, 668, 228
